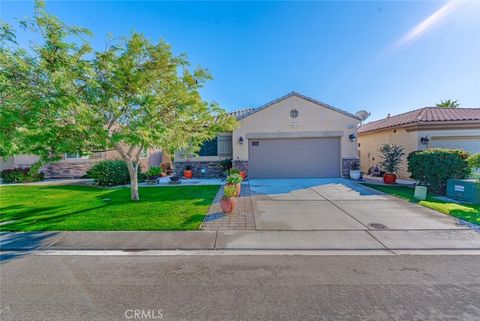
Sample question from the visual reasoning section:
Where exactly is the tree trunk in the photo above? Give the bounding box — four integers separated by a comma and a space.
126, 161, 140, 201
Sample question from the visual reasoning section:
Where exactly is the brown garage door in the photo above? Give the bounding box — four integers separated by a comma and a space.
248, 137, 340, 178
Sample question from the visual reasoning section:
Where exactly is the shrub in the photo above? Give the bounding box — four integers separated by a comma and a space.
468, 153, 480, 179
146, 166, 162, 179
226, 173, 242, 184
228, 168, 241, 175
379, 143, 405, 174
87, 160, 142, 186
407, 148, 470, 195
220, 158, 233, 172
1, 162, 44, 184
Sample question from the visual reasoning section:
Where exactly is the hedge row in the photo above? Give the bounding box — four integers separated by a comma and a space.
407, 149, 470, 195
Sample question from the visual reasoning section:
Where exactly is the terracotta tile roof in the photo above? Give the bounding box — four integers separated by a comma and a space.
358, 107, 480, 134
229, 91, 361, 121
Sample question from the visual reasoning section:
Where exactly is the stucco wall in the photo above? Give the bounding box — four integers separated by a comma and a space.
358, 128, 417, 178
232, 95, 360, 161
359, 127, 480, 178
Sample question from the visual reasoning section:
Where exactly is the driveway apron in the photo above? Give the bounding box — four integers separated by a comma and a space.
249, 178, 469, 231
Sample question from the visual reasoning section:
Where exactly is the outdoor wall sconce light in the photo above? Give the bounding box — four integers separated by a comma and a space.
349, 134, 356, 142
420, 136, 430, 145
238, 136, 244, 144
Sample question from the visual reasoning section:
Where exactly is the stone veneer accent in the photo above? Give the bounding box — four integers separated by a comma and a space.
41, 158, 151, 179
41, 162, 94, 179
341, 157, 360, 178
174, 161, 226, 179
233, 160, 248, 177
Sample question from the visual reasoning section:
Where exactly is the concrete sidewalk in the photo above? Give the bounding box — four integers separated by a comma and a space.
2, 230, 480, 252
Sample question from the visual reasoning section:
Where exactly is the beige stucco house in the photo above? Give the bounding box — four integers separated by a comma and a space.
174, 92, 361, 178
2, 92, 360, 179
358, 107, 480, 178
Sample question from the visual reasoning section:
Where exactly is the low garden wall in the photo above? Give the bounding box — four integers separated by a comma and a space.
174, 161, 226, 179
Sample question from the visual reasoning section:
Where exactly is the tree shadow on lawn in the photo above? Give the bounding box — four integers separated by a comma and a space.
44, 184, 217, 206
1, 185, 218, 231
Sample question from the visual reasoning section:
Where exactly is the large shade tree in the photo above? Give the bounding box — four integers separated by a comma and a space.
0, 1, 236, 200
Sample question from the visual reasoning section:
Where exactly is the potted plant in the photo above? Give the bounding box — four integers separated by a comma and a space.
183, 163, 193, 179
349, 161, 361, 180
226, 173, 242, 196
145, 166, 162, 184
229, 168, 240, 175
220, 185, 238, 214
379, 143, 405, 184
229, 168, 246, 180
240, 171, 246, 180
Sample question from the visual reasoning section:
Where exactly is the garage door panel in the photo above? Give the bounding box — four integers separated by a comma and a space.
249, 137, 340, 178
430, 138, 480, 153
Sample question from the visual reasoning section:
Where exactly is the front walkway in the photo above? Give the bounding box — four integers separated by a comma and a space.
201, 182, 255, 230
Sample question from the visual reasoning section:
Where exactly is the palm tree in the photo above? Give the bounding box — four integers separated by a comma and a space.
436, 99, 460, 108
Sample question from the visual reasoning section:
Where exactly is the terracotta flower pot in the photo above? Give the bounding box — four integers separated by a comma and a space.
183, 170, 193, 179
240, 171, 246, 180
383, 173, 397, 184
220, 197, 236, 214
226, 183, 241, 196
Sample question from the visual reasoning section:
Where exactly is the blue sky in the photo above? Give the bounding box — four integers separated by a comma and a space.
1, 1, 479, 121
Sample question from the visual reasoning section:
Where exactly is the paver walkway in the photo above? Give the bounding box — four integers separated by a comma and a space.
201, 183, 255, 230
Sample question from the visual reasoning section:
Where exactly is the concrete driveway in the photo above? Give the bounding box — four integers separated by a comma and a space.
249, 178, 468, 231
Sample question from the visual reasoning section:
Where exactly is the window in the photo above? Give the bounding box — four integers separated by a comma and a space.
65, 152, 89, 159
177, 134, 232, 159
198, 138, 218, 156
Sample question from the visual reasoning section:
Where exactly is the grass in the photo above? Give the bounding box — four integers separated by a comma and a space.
0, 184, 219, 231
364, 183, 480, 226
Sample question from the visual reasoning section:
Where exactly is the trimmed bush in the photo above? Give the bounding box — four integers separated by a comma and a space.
87, 160, 133, 186
145, 166, 162, 179
407, 149, 470, 195
468, 153, 480, 179
1, 162, 44, 184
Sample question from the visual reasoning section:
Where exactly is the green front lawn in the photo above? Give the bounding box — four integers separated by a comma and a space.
364, 183, 480, 226
0, 185, 219, 231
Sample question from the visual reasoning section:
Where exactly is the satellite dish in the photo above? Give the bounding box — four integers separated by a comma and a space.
355, 110, 371, 122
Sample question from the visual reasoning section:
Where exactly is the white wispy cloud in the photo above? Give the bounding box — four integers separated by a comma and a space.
379, 1, 463, 60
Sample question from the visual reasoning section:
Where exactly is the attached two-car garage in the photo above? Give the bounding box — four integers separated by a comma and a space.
248, 137, 341, 179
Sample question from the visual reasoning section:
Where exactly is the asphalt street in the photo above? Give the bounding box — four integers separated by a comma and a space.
1, 254, 480, 321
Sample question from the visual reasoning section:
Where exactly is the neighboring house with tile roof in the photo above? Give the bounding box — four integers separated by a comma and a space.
175, 91, 361, 178
358, 107, 480, 178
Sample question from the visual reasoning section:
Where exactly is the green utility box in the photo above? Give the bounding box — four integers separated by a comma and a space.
446, 179, 480, 204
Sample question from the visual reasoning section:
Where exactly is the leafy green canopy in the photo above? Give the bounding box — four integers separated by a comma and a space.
1, 1, 236, 200
1, 1, 94, 161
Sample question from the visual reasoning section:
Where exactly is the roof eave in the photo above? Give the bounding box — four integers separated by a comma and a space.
237, 91, 362, 121
359, 120, 480, 135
